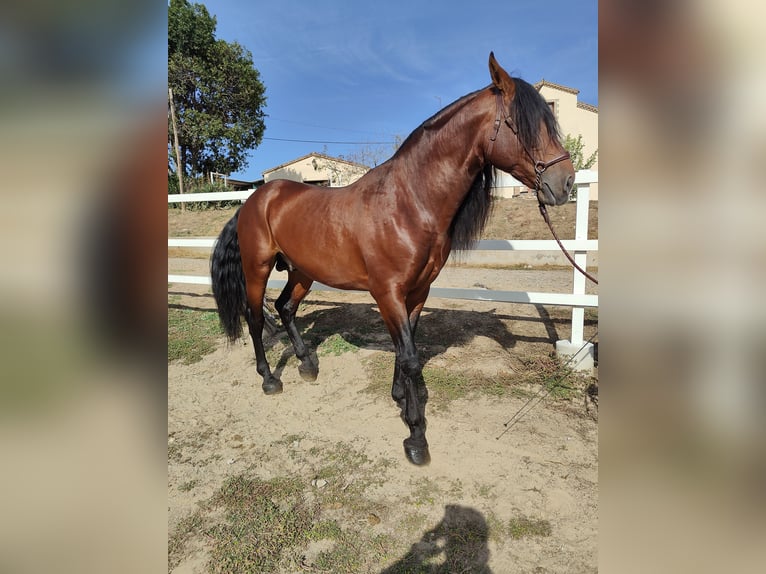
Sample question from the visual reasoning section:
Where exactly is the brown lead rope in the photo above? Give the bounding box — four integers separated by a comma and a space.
538, 202, 599, 285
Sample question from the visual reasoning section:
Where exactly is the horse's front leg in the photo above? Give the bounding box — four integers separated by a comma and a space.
376, 290, 430, 466
392, 290, 429, 412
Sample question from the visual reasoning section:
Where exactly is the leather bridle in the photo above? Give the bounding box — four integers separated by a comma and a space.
488, 90, 598, 285
488, 90, 571, 192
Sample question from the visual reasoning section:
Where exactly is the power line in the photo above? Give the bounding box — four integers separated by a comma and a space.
263, 137, 396, 144
268, 117, 392, 137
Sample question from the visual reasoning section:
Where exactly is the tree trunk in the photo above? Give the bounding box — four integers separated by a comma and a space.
168, 87, 185, 212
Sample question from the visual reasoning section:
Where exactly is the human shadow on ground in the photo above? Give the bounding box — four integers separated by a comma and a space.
379, 504, 493, 573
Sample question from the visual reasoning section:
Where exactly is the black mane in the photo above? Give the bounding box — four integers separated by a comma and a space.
510, 77, 561, 151
449, 164, 495, 252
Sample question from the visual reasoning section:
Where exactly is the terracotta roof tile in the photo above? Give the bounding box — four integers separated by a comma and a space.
534, 79, 580, 95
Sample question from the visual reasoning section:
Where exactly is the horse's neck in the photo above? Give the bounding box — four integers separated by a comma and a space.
392, 92, 490, 216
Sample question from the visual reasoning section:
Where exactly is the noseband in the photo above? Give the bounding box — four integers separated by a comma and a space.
488, 91, 598, 285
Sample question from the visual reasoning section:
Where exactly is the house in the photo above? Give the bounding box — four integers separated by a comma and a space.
262, 152, 369, 187
494, 80, 598, 199
536, 80, 599, 171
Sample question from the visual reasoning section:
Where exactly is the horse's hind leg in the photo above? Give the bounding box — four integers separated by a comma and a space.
243, 266, 283, 395
275, 269, 318, 381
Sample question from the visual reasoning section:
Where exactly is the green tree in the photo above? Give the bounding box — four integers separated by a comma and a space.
168, 0, 266, 184
562, 133, 598, 171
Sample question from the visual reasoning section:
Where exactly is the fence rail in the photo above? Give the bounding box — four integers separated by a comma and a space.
168, 237, 598, 252
168, 172, 598, 345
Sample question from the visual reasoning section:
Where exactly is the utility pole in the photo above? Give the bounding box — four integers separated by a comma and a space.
168, 87, 186, 211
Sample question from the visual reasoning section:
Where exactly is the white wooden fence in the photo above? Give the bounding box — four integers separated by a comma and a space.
168, 171, 598, 345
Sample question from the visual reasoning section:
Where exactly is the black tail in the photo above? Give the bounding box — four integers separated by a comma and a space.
210, 209, 247, 342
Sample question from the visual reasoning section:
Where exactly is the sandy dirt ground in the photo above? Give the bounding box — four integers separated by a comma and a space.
168, 261, 597, 573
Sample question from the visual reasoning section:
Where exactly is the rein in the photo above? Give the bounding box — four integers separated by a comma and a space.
490, 90, 598, 285
538, 203, 599, 284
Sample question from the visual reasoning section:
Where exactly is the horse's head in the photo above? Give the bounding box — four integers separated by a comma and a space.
485, 52, 575, 206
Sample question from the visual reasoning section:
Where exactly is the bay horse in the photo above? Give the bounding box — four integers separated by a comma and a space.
211, 53, 574, 465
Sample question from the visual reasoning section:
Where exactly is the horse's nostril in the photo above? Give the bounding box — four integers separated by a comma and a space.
565, 174, 574, 193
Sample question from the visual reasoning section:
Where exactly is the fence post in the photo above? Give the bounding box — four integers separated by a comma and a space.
555, 183, 595, 372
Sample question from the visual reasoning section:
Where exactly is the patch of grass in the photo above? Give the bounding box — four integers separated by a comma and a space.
168, 440, 402, 573
168, 428, 223, 467
167, 437, 182, 463
543, 378, 579, 400
168, 308, 223, 364
271, 433, 309, 462
299, 442, 399, 572
476, 482, 495, 499
521, 352, 597, 401
361, 347, 596, 421
447, 478, 464, 498
312, 532, 396, 573
485, 511, 508, 545
361, 352, 543, 409
308, 519, 344, 541
300, 306, 381, 353
422, 365, 472, 403
309, 441, 391, 514
510, 351, 599, 403
410, 476, 443, 507
205, 475, 318, 573
400, 511, 429, 534
507, 516, 553, 539
168, 509, 206, 571
313, 538, 363, 572
178, 480, 198, 492
363, 353, 478, 406
362, 352, 395, 392
273, 432, 305, 447
317, 333, 360, 356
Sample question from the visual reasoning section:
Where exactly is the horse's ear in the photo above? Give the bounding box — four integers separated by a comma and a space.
488, 52, 516, 100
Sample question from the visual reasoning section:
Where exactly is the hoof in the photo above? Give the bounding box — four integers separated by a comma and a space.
403, 439, 431, 466
262, 378, 283, 395
298, 360, 318, 382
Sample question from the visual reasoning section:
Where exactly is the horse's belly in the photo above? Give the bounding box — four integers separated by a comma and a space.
290, 255, 369, 292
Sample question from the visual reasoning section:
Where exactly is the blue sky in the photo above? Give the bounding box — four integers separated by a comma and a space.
199, 0, 597, 182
